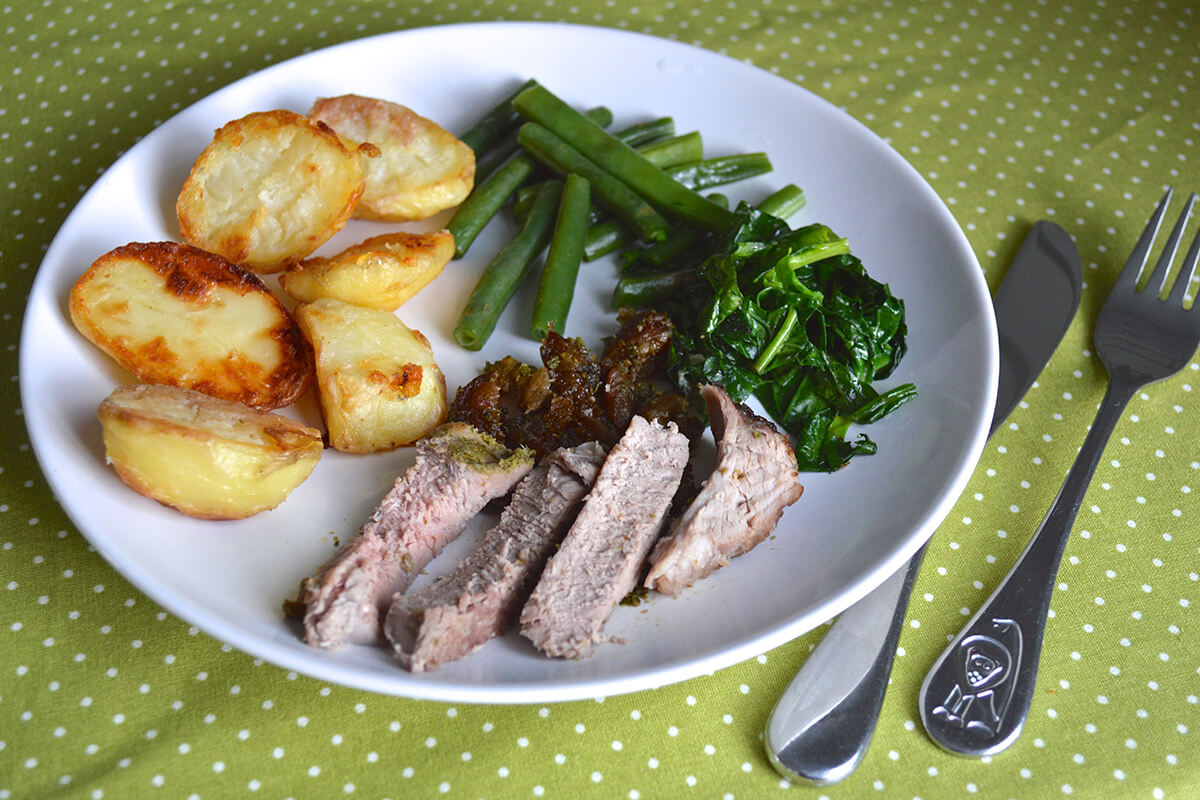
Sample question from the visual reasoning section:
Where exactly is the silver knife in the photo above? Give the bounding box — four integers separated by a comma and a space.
765, 221, 1083, 785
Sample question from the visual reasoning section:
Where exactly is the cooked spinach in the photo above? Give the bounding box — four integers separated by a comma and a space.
628, 204, 916, 471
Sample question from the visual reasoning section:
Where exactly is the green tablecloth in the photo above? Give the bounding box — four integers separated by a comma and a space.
3, 2, 1197, 798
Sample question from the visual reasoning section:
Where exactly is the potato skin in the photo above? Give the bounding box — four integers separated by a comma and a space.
69, 241, 313, 410
307, 95, 475, 222
98, 384, 323, 520
279, 230, 454, 310
294, 297, 447, 453
177, 109, 367, 272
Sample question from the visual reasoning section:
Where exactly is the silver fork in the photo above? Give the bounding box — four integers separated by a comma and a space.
919, 186, 1200, 756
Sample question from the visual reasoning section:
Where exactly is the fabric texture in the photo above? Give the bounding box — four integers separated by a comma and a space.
2, 2, 1197, 798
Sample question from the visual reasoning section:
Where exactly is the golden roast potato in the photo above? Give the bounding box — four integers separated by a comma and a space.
176, 109, 370, 272
98, 384, 323, 520
279, 230, 454, 311
294, 298, 447, 453
307, 95, 474, 222
69, 241, 313, 410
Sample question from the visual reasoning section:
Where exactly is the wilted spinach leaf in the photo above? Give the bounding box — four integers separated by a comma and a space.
656, 204, 916, 471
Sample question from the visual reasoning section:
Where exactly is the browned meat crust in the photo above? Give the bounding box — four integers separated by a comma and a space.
448, 311, 703, 458
598, 308, 674, 426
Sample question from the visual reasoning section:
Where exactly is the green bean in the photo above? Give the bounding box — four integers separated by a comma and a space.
513, 188, 601, 225
577, 134, 707, 260
513, 124, 687, 203
619, 119, 672, 147
454, 181, 562, 351
456, 79, 537, 157
582, 154, 773, 261
448, 106, 613, 259
514, 84, 737, 231
447, 154, 537, 259
531, 173, 591, 340
612, 267, 702, 309
665, 153, 773, 191
472, 143, 517, 184
465, 90, 617, 177
519, 130, 695, 218
639, 228, 698, 268
611, 116, 675, 148
582, 218, 629, 261
458, 78, 539, 157
639, 193, 730, 267
517, 122, 671, 243
636, 131, 703, 169
511, 179, 556, 221
758, 183, 806, 220
580, 154, 772, 261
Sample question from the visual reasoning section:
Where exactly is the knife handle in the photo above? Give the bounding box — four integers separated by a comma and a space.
765, 547, 923, 784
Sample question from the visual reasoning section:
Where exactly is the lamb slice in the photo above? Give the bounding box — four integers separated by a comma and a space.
300, 423, 534, 650
520, 415, 689, 658
384, 441, 607, 672
644, 384, 803, 597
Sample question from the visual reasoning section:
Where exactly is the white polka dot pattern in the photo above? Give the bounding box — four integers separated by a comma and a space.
2, 2, 1198, 798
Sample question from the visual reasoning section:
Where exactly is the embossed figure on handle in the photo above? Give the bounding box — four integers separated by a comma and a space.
928, 619, 1021, 738
920, 187, 1200, 756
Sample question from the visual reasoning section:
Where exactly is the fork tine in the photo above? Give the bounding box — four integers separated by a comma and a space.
1166, 193, 1200, 307
1114, 186, 1174, 294
1144, 191, 1196, 296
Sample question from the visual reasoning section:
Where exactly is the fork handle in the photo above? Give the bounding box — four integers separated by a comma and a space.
918, 380, 1134, 756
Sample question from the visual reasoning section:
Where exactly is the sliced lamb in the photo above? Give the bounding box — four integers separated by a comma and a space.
643, 384, 803, 596
520, 415, 689, 658
385, 441, 607, 672
299, 423, 534, 650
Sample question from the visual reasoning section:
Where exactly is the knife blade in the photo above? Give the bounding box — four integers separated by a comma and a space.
764, 220, 1082, 785
989, 222, 1083, 432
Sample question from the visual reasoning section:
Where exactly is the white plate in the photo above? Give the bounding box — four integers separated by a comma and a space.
19, 22, 997, 703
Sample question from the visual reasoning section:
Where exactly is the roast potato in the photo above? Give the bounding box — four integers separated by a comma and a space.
98, 384, 323, 520
176, 109, 370, 272
279, 230, 454, 311
307, 95, 474, 222
294, 298, 447, 453
69, 241, 313, 410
